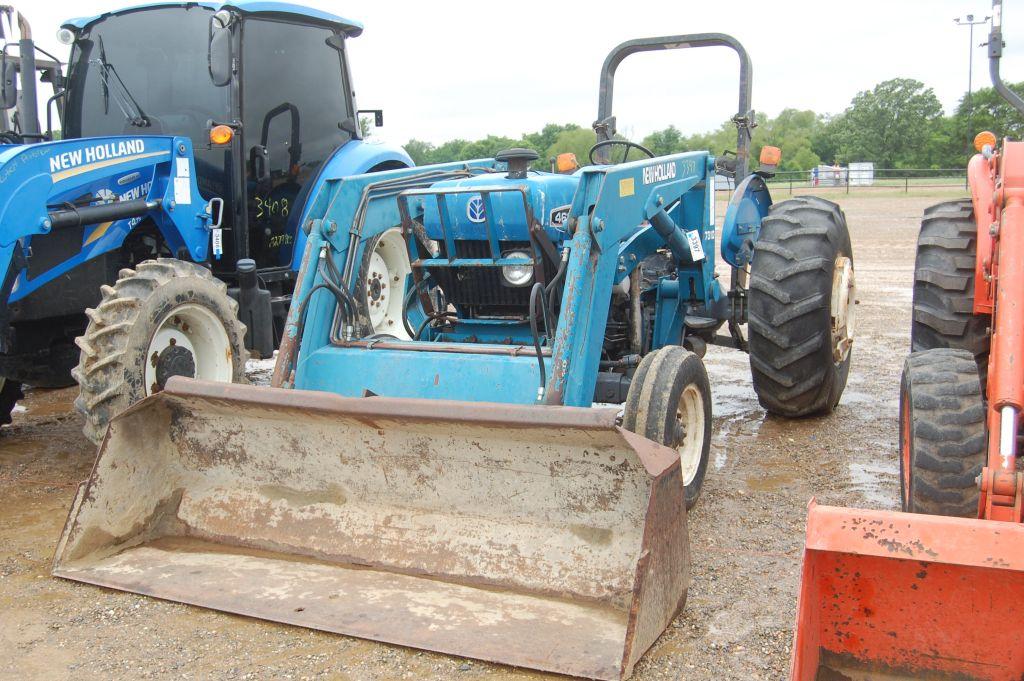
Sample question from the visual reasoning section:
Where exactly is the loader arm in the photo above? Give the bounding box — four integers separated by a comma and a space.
0, 135, 216, 350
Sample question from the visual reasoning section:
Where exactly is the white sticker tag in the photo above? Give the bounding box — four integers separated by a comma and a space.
173, 177, 192, 205
686, 230, 705, 262
212, 228, 223, 259
175, 157, 190, 178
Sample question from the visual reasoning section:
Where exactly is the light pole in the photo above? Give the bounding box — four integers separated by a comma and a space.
955, 13, 991, 155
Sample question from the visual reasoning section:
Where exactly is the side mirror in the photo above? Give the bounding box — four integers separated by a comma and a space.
208, 13, 233, 87
0, 61, 17, 110
358, 109, 384, 127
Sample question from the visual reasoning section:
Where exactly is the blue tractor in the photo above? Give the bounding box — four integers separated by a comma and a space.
55, 33, 856, 680
263, 33, 858, 508
56, 33, 855, 681
0, 3, 412, 438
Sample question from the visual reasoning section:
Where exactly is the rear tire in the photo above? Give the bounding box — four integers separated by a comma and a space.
73, 259, 248, 444
0, 377, 22, 429
911, 200, 990, 382
623, 346, 712, 510
899, 348, 986, 517
748, 196, 854, 416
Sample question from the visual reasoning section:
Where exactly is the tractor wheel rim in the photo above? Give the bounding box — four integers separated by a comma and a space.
830, 256, 856, 363
144, 303, 232, 395
366, 228, 412, 339
676, 384, 705, 487
900, 394, 912, 508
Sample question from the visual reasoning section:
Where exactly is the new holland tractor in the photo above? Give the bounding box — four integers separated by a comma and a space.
54, 34, 855, 680
790, 4, 1024, 679
0, 3, 411, 437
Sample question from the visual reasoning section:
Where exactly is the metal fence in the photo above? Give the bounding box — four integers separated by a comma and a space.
747, 168, 969, 194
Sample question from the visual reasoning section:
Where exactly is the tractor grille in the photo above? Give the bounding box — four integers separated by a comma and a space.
429, 240, 533, 316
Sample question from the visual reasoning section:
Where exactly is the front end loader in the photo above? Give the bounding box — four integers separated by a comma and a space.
54, 35, 855, 679
791, 3, 1024, 679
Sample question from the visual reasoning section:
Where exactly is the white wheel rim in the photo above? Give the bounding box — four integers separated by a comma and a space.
366, 228, 412, 339
144, 303, 233, 395
676, 384, 705, 486
830, 256, 856, 363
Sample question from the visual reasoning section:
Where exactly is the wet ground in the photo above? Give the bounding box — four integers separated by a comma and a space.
0, 189, 961, 680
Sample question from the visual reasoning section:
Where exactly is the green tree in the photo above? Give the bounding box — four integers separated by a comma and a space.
524, 123, 582, 154
952, 81, 1024, 153
830, 78, 944, 168
642, 125, 685, 156
402, 139, 435, 166
544, 128, 598, 166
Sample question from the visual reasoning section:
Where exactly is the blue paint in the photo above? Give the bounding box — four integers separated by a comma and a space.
63, 1, 362, 35
721, 173, 772, 267
297, 345, 550, 404
0, 136, 213, 302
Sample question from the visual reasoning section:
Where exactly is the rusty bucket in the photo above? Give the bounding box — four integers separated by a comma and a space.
790, 501, 1024, 680
54, 378, 689, 680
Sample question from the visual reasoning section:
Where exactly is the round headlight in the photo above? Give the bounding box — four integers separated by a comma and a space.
56, 27, 76, 45
501, 251, 534, 287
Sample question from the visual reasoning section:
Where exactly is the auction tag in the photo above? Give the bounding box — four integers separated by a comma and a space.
686, 229, 705, 262
212, 228, 223, 259
174, 177, 192, 205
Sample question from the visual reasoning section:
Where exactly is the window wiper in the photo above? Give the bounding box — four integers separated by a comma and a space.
90, 36, 149, 127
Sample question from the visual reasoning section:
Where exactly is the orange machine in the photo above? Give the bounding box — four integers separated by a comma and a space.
791, 3, 1024, 678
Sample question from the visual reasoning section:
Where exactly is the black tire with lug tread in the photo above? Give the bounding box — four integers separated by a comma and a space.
748, 196, 854, 417
0, 377, 23, 429
899, 348, 986, 517
73, 258, 248, 444
911, 199, 990, 381
623, 346, 712, 510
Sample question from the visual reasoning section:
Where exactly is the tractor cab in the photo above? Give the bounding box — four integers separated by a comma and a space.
60, 2, 373, 280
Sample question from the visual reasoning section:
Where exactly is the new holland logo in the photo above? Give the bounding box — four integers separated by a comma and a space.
466, 195, 486, 223
642, 162, 677, 185
49, 139, 146, 173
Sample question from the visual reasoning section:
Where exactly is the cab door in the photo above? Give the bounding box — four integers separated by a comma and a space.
240, 18, 354, 268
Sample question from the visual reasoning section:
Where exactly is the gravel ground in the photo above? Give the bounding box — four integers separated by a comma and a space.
0, 189, 962, 680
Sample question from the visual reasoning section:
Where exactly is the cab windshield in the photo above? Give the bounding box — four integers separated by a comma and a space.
63, 6, 228, 148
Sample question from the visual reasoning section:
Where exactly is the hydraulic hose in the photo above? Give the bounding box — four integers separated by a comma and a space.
529, 282, 547, 402
545, 247, 570, 329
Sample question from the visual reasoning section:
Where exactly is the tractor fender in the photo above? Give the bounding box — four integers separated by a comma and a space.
720, 173, 772, 268
287, 139, 413, 270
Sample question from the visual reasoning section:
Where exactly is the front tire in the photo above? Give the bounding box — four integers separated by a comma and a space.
911, 200, 990, 381
748, 196, 854, 416
623, 346, 712, 509
73, 259, 248, 444
899, 348, 986, 516
0, 377, 22, 429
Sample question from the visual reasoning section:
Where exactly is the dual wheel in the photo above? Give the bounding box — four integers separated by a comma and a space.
901, 199, 990, 517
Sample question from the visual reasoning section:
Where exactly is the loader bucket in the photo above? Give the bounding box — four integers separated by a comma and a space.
791, 501, 1024, 680
53, 378, 689, 680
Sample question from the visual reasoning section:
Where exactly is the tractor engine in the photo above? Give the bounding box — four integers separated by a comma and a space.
418, 151, 578, 321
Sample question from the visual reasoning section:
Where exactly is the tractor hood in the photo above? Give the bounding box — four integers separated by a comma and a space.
421, 172, 579, 243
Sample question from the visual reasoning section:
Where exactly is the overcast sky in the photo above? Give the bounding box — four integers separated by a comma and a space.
21, 1, 1024, 146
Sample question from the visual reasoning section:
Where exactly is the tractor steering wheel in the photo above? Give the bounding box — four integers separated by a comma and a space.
589, 139, 655, 165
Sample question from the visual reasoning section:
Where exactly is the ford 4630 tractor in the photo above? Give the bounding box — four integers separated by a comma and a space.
53, 33, 856, 681
0, 3, 412, 437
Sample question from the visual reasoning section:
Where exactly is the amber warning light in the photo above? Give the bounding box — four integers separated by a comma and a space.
210, 125, 234, 145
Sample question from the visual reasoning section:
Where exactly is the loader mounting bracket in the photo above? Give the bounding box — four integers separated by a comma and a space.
979, 466, 1024, 523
